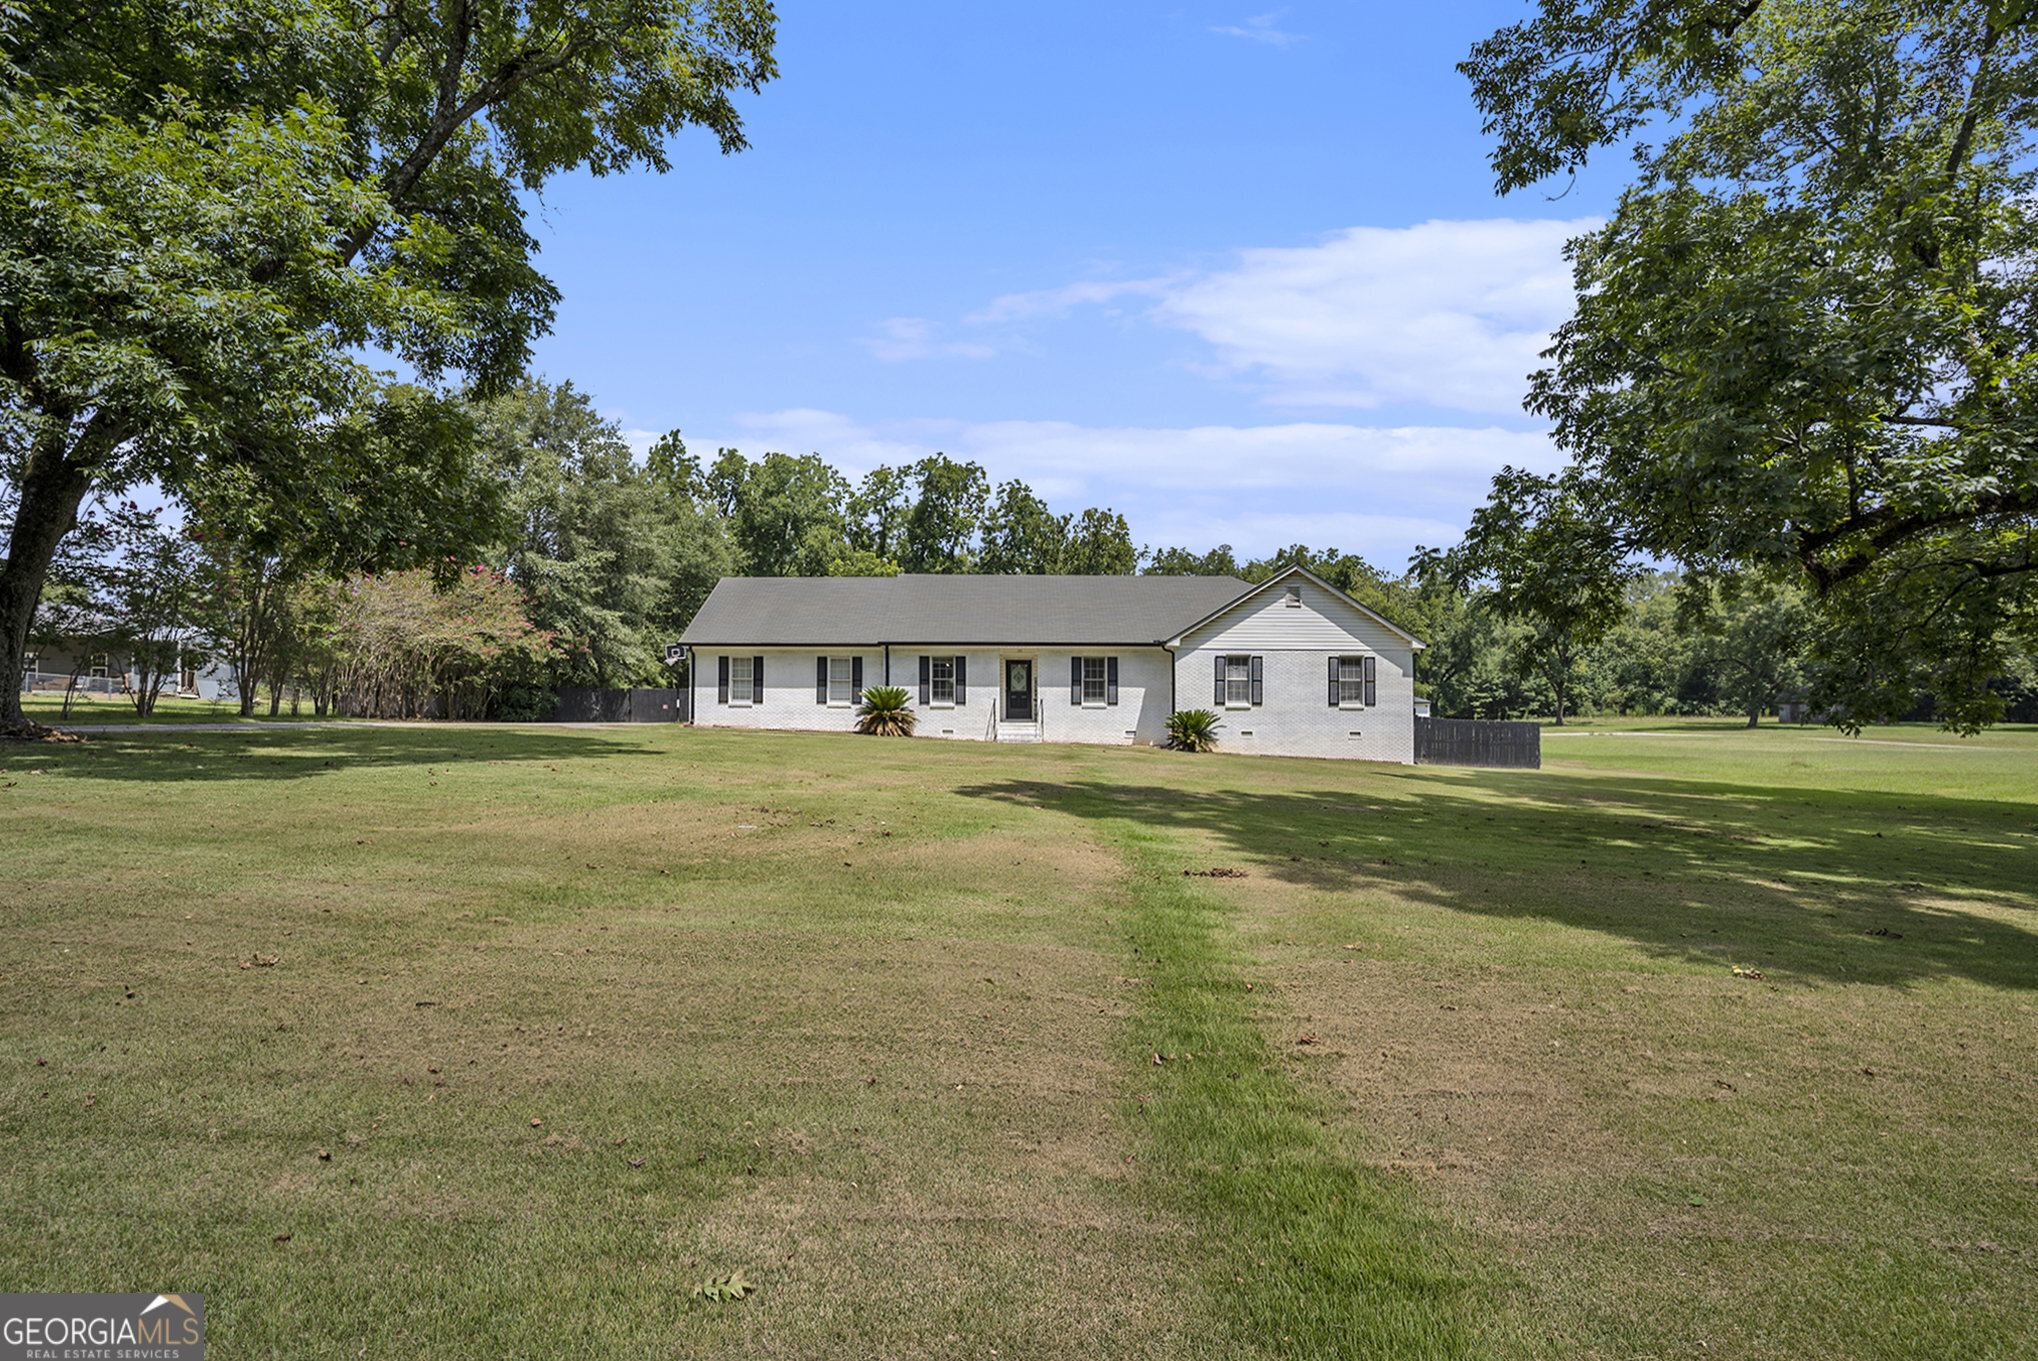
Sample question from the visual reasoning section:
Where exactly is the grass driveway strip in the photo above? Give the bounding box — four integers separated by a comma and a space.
1067, 781, 1479, 1361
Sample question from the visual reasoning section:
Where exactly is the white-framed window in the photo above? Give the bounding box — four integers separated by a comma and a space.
1225, 654, 1252, 707
730, 654, 755, 705
1285, 582, 1302, 607
931, 655, 955, 705
90, 652, 110, 678
1330, 654, 1377, 708
1082, 656, 1107, 705
828, 656, 855, 706
1338, 656, 1367, 707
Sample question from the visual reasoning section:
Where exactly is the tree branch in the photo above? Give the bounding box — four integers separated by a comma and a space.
337, 19, 603, 265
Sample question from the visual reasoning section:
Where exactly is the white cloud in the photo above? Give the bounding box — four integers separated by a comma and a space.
1211, 11, 1304, 46
710, 408, 1561, 562
914, 217, 1595, 417
860, 317, 997, 362
1152, 219, 1592, 413
967, 277, 1174, 325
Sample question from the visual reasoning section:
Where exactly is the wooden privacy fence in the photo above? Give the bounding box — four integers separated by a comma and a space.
552, 688, 687, 723
1413, 717, 1541, 768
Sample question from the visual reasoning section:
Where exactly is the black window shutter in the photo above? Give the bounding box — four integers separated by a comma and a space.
1249, 655, 1263, 706
718, 655, 729, 705
851, 656, 863, 698
1214, 655, 1225, 705
955, 655, 967, 706
1106, 656, 1118, 706
1329, 656, 1341, 707
816, 655, 828, 704
1071, 656, 1083, 705
919, 655, 931, 706
753, 656, 765, 703
1363, 655, 1377, 707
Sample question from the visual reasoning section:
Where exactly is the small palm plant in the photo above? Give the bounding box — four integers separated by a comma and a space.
854, 685, 917, 736
1166, 708, 1222, 752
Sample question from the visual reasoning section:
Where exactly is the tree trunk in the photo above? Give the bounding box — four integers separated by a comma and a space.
0, 449, 94, 726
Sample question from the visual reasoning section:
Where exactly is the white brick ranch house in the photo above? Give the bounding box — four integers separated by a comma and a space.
676, 566, 1425, 762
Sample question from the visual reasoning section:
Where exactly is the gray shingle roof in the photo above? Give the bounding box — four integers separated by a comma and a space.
678, 574, 1251, 647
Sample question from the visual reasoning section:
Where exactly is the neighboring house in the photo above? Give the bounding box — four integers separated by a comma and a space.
19, 629, 234, 703
677, 566, 1426, 762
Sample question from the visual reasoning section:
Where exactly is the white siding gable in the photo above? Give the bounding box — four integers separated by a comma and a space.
1172, 575, 1419, 764
1176, 578, 1410, 656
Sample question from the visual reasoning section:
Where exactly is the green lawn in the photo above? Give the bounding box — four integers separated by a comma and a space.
16, 691, 355, 726
2, 719, 2032, 1358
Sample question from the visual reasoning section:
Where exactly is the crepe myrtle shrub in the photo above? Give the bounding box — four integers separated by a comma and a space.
854, 685, 917, 736
1165, 708, 1222, 753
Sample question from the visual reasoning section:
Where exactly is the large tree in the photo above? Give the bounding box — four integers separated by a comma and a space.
711, 450, 850, 576
0, 0, 776, 725
1461, 0, 2038, 730
480, 379, 726, 687
900, 455, 990, 573
978, 479, 1067, 575
1432, 469, 1635, 724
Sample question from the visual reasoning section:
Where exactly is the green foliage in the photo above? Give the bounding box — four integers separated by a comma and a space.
643, 430, 702, 502
327, 567, 557, 719
492, 684, 558, 723
854, 685, 917, 736
900, 454, 989, 573
1433, 470, 1636, 723
1144, 543, 1241, 577
979, 479, 1068, 574
88, 504, 205, 718
1463, 0, 2038, 730
844, 465, 912, 561
1165, 708, 1223, 753
0, 0, 778, 722
688, 1269, 757, 1304
477, 378, 726, 687
1678, 575, 1814, 727
826, 548, 902, 577
710, 450, 850, 577
1238, 545, 1383, 597
1060, 507, 1139, 575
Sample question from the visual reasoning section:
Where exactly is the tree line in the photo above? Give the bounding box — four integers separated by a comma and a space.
35, 375, 2035, 725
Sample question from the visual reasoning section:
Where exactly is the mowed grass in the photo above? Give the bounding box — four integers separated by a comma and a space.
1, 720, 2033, 1359
16, 691, 356, 726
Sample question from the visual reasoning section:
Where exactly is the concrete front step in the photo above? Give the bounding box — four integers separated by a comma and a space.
995, 724, 1042, 743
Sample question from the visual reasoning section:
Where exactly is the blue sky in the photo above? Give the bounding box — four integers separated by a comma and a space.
525, 2, 1630, 571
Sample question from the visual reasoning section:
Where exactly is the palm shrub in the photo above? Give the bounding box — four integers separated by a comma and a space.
1166, 708, 1221, 752
854, 685, 917, 736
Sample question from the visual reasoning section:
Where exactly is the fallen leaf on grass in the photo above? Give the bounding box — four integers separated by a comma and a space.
628, 1158, 645, 1168
689, 1269, 756, 1303
1732, 965, 1765, 980
1294, 1035, 1319, 1046
530, 1118, 543, 1127
273, 1234, 292, 1244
